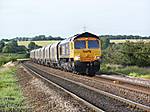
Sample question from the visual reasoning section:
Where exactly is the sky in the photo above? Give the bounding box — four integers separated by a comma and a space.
0, 0, 150, 39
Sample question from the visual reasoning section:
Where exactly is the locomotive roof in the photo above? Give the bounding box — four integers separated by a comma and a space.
74, 32, 99, 39
60, 32, 99, 44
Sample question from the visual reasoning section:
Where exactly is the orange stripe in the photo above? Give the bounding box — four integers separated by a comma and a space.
77, 37, 97, 40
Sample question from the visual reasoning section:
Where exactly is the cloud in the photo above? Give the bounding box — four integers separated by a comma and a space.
0, 0, 149, 38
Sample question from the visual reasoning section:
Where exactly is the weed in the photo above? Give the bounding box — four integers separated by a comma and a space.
101, 63, 150, 79
0, 67, 25, 111
0, 53, 27, 66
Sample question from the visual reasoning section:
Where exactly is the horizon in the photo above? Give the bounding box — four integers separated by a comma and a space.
1, 31, 150, 39
1, 33, 150, 40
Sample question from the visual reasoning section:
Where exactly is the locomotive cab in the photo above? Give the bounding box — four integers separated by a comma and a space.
73, 36, 101, 75
58, 32, 101, 75
74, 37, 101, 62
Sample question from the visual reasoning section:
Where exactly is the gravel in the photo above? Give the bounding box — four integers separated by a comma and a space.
99, 75, 150, 88
16, 66, 96, 112
27, 61, 150, 107
25, 62, 148, 112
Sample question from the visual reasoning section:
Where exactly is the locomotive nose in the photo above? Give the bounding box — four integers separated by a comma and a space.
80, 50, 95, 62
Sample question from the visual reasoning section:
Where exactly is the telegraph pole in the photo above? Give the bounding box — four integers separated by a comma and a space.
83, 25, 86, 32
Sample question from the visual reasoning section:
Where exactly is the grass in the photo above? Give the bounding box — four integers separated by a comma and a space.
110, 39, 150, 43
18, 40, 59, 47
0, 53, 28, 66
0, 67, 25, 111
101, 64, 150, 79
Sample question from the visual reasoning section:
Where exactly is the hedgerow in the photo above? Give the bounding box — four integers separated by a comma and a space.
103, 41, 150, 67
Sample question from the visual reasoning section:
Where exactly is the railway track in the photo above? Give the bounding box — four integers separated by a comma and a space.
22, 61, 150, 112
27, 61, 150, 107
22, 62, 104, 112
94, 75, 149, 95
96, 74, 150, 89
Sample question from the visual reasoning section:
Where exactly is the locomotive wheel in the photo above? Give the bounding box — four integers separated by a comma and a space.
89, 73, 95, 76
85, 68, 95, 76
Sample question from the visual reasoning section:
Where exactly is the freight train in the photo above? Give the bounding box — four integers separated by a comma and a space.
30, 32, 102, 76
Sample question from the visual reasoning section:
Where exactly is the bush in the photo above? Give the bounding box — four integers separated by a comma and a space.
103, 41, 150, 66
100, 37, 110, 49
28, 41, 41, 51
0, 53, 28, 66
0, 40, 5, 52
2, 40, 27, 53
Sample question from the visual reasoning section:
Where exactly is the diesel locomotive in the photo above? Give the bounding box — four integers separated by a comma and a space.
30, 32, 102, 76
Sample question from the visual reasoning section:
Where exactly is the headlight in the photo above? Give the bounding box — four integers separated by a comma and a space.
74, 56, 80, 60
96, 56, 101, 60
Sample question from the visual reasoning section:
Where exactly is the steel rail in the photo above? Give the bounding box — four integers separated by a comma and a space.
23, 63, 150, 112
22, 63, 105, 112
95, 75, 150, 89
95, 75, 150, 95
96, 74, 150, 88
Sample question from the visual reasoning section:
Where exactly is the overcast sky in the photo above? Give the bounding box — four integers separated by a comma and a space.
0, 0, 149, 38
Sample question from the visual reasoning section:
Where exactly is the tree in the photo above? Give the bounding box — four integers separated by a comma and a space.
16, 45, 27, 53
1, 39, 9, 42
103, 41, 150, 66
2, 40, 27, 53
2, 40, 18, 53
100, 37, 110, 49
121, 42, 150, 66
0, 40, 5, 52
28, 42, 41, 51
2, 44, 14, 53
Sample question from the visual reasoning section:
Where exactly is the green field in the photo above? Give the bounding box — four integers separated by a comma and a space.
110, 39, 150, 43
18, 40, 59, 47
0, 53, 27, 66
0, 67, 25, 111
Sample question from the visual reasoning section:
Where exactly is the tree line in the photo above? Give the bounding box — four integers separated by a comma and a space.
14, 35, 64, 41
0, 40, 41, 54
100, 35, 150, 40
2, 34, 149, 42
